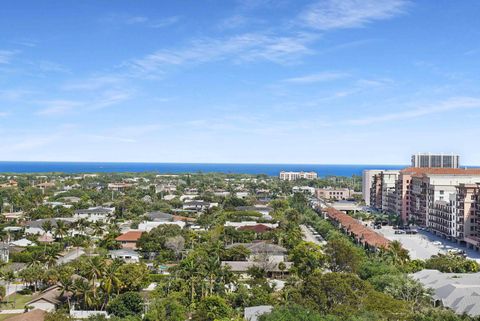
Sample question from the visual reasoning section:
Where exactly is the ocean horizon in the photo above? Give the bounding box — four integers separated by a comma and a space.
0, 161, 407, 177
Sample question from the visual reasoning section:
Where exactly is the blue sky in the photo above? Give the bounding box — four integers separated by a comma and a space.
1, 0, 480, 164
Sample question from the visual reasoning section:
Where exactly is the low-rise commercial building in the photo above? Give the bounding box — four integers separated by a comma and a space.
316, 188, 353, 200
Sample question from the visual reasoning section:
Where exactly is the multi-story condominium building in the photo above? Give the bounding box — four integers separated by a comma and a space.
369, 170, 400, 212
394, 169, 413, 222
389, 168, 480, 224
456, 184, 480, 250
279, 171, 317, 181
316, 187, 353, 200
429, 197, 456, 240
362, 170, 383, 206
411, 153, 460, 168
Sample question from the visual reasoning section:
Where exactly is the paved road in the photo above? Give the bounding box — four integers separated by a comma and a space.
56, 247, 85, 265
300, 225, 324, 245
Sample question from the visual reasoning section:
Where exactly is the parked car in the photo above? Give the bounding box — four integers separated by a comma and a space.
395, 230, 406, 234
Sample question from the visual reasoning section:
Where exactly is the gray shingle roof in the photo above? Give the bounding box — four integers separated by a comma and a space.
226, 242, 287, 255
412, 269, 480, 316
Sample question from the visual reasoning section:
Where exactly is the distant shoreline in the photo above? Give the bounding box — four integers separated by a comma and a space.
0, 161, 406, 176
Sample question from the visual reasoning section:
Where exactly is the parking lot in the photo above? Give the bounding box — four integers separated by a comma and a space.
300, 225, 326, 246
378, 226, 480, 262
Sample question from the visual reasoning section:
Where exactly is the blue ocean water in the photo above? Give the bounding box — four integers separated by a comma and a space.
0, 162, 406, 177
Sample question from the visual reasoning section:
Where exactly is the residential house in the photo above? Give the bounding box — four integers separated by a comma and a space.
137, 220, 186, 232
73, 206, 114, 223
225, 221, 278, 230
108, 182, 133, 191
24, 218, 76, 235
292, 186, 316, 195
109, 249, 140, 263
226, 242, 288, 263
235, 206, 273, 220
412, 269, 480, 316
115, 231, 144, 249
2, 211, 25, 222
182, 200, 217, 211
26, 285, 65, 312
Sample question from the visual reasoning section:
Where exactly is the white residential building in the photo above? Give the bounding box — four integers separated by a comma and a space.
73, 207, 114, 223
362, 169, 383, 206
279, 171, 317, 181
137, 220, 186, 232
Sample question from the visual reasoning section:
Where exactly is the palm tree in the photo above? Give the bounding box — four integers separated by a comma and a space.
41, 220, 54, 236
54, 220, 68, 240
85, 256, 105, 301
74, 279, 94, 310
203, 255, 220, 296
58, 274, 75, 310
75, 218, 90, 235
70, 237, 85, 257
178, 258, 199, 303
100, 262, 122, 310
92, 221, 105, 237
43, 247, 61, 268
386, 240, 410, 265
4, 271, 16, 307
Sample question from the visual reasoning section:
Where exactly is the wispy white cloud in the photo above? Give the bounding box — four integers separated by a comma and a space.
85, 124, 162, 144
218, 15, 251, 30
237, 0, 289, 10
63, 75, 124, 91
150, 16, 181, 28
125, 16, 148, 24
0, 89, 36, 101
300, 0, 409, 30
36, 61, 70, 73
89, 90, 132, 110
3, 125, 76, 152
217, 14, 266, 30
0, 112, 9, 117
283, 71, 350, 83
464, 48, 480, 56
103, 14, 181, 28
0, 50, 17, 64
86, 135, 136, 143
129, 32, 316, 76
11, 39, 37, 47
346, 97, 480, 125
36, 90, 132, 115
36, 100, 83, 115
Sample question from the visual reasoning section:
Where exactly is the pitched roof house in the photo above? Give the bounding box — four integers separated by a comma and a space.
115, 231, 144, 249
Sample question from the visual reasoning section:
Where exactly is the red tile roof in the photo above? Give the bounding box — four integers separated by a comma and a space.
238, 224, 272, 233
115, 231, 143, 242
324, 207, 390, 249
401, 167, 480, 176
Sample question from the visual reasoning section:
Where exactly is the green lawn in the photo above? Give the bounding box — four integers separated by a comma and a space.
3, 293, 33, 309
